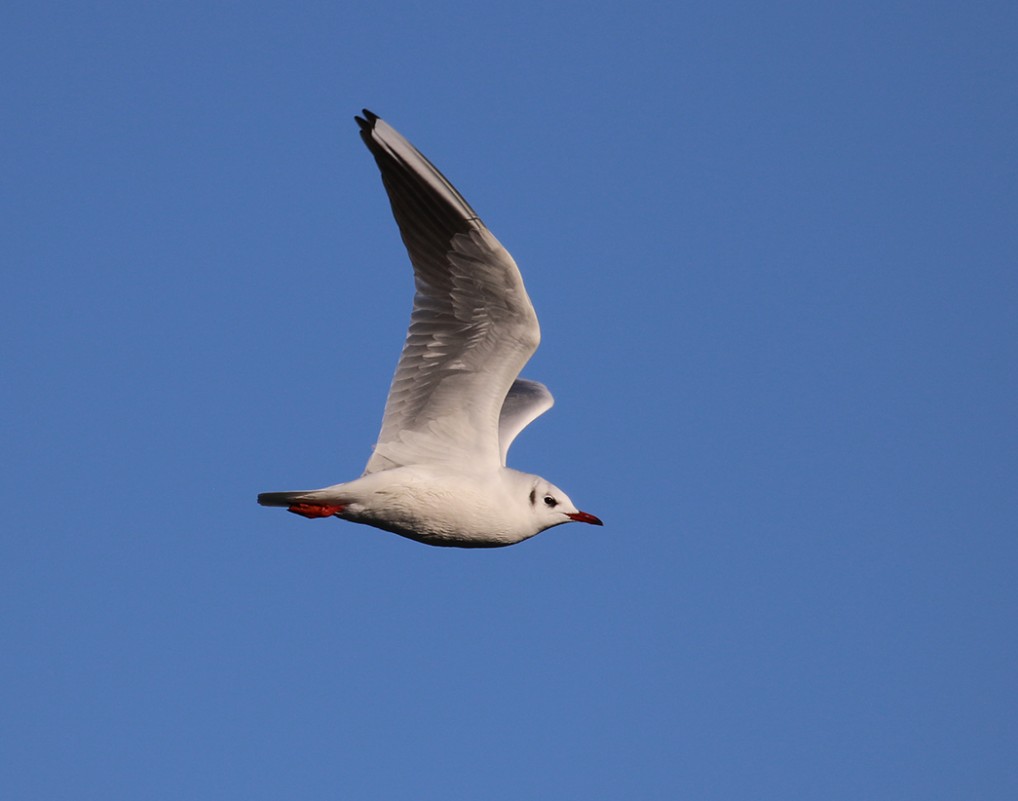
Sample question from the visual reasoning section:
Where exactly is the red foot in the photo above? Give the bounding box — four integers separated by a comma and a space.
287, 503, 345, 519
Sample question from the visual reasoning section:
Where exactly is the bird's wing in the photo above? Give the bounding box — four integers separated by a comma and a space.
497, 378, 554, 465
356, 111, 540, 474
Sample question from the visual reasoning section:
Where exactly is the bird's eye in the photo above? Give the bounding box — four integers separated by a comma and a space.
543, 496, 557, 508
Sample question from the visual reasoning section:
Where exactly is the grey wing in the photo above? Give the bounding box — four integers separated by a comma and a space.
498, 379, 554, 465
356, 111, 540, 474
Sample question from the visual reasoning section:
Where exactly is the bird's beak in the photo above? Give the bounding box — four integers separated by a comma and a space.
567, 511, 604, 526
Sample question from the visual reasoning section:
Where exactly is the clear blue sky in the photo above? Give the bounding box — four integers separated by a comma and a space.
3, 1, 1016, 799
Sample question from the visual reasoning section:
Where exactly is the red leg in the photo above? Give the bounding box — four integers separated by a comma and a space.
287, 503, 345, 519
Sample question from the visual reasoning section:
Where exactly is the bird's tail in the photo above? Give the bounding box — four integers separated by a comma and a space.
258, 488, 349, 506
258, 489, 348, 519
257, 491, 315, 507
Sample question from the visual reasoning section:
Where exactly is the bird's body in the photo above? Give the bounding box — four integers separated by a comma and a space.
262, 465, 570, 548
258, 110, 601, 547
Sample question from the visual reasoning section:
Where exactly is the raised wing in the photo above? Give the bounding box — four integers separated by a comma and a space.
498, 379, 554, 465
356, 111, 540, 474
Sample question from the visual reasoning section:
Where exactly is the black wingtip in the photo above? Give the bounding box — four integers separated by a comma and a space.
355, 108, 379, 132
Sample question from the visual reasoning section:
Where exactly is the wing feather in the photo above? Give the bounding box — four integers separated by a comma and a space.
498, 379, 554, 465
355, 111, 541, 473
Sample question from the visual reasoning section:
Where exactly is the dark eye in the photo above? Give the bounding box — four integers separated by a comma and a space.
543, 496, 557, 508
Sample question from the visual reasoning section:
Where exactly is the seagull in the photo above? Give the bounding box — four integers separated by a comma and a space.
258, 110, 602, 547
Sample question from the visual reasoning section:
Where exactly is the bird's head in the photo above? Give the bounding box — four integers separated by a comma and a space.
528, 478, 603, 532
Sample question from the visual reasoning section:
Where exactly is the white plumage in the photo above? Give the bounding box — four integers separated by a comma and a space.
258, 110, 601, 547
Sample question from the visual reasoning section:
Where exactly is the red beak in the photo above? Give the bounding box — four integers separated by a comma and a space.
567, 511, 604, 526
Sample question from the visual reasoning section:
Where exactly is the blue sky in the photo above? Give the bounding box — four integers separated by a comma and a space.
2, 1, 1016, 798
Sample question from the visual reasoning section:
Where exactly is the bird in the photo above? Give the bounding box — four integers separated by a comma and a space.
258, 110, 602, 548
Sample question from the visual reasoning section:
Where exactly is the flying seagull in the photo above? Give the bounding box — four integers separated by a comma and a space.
258, 110, 602, 547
